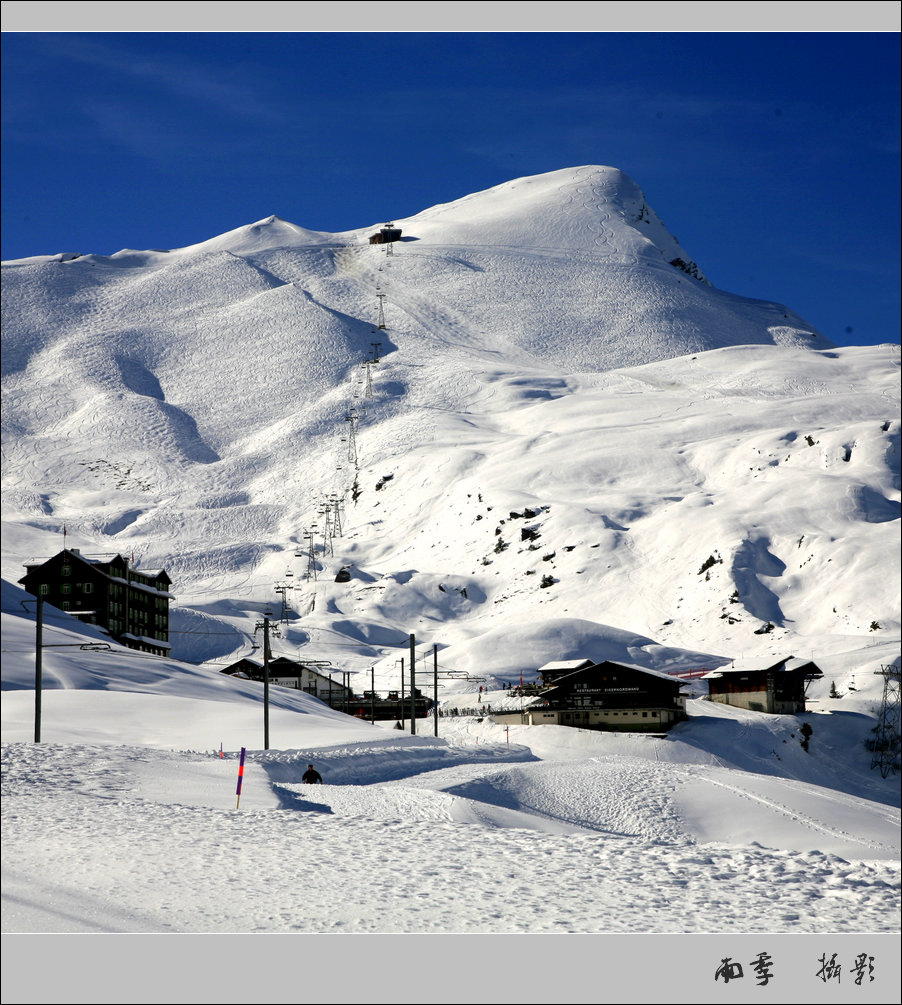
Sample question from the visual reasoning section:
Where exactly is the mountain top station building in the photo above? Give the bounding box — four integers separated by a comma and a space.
19, 548, 173, 656
493, 659, 690, 732
368, 223, 402, 244
702, 657, 823, 714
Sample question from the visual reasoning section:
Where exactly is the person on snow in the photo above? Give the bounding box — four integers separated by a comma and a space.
302, 764, 323, 784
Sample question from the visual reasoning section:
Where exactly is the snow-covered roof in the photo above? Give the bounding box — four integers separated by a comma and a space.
702, 657, 822, 679
539, 659, 593, 672
543, 659, 688, 688
120, 633, 171, 649
107, 576, 175, 599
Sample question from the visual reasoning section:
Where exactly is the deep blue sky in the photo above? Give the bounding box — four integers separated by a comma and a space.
2, 30, 899, 346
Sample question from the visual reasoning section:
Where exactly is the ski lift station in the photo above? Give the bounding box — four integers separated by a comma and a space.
369, 223, 402, 244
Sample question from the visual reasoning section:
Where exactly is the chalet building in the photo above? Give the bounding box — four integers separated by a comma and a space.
368, 223, 402, 244
19, 548, 173, 656
702, 657, 823, 714
494, 660, 689, 732
220, 657, 354, 706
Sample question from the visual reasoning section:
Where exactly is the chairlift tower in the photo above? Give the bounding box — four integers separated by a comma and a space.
319, 500, 334, 557
344, 409, 359, 466
303, 530, 317, 581
362, 360, 374, 398
870, 664, 901, 778
330, 495, 344, 537
274, 581, 293, 625
376, 293, 387, 330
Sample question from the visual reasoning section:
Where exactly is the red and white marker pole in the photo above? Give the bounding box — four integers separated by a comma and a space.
235, 746, 246, 809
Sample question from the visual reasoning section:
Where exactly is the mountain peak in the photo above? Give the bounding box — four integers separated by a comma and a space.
349, 165, 706, 278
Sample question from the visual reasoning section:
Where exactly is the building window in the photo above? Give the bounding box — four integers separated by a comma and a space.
39, 584, 49, 595
61, 565, 71, 576
61, 584, 72, 594
61, 601, 70, 611
83, 583, 93, 594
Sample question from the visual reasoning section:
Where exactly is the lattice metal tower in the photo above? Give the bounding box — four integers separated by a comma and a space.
304, 530, 317, 581
319, 500, 334, 557
870, 663, 901, 777
274, 581, 292, 625
330, 494, 344, 537
376, 293, 387, 330
344, 408, 359, 466
362, 360, 374, 398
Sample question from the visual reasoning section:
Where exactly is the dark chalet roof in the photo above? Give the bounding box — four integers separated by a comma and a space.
537, 660, 690, 704
21, 549, 172, 593
703, 657, 823, 680
220, 657, 351, 689
550, 659, 688, 687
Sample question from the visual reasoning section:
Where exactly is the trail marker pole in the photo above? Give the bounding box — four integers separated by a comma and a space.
236, 747, 246, 809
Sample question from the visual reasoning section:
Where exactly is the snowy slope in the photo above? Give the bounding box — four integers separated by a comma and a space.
2, 582, 899, 935
3, 165, 897, 706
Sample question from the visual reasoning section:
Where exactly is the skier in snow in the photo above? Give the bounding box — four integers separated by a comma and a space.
302, 764, 323, 784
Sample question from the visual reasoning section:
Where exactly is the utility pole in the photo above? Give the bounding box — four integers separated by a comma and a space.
433, 643, 439, 737
410, 634, 416, 735
34, 594, 43, 743
399, 658, 405, 729
370, 666, 376, 724
254, 613, 276, 750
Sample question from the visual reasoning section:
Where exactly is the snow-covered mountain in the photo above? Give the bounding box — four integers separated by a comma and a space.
2, 165, 900, 942
2, 165, 899, 690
